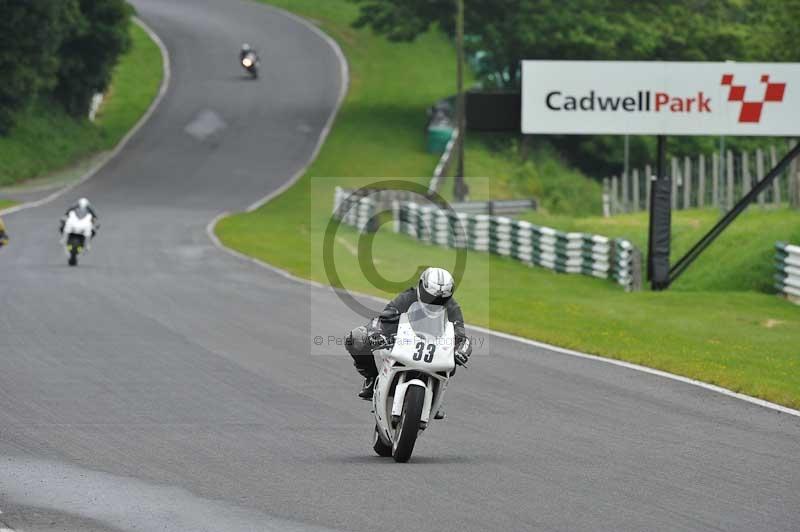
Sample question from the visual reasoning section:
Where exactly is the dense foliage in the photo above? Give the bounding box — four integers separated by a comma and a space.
351, 0, 794, 176
55, 0, 132, 115
0, 0, 130, 134
352, 0, 781, 87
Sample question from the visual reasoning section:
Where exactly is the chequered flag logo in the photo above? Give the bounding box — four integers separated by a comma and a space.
721, 74, 786, 123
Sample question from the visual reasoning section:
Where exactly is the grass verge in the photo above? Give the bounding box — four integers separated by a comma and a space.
0, 18, 163, 188
0, 199, 17, 211
217, 0, 800, 409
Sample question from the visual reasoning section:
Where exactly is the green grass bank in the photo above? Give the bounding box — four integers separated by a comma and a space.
0, 19, 163, 188
217, 0, 800, 409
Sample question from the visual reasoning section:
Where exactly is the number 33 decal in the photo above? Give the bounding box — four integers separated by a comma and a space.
414, 342, 436, 363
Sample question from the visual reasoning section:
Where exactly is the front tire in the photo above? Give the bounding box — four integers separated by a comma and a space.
68, 247, 78, 266
392, 386, 425, 463
372, 424, 392, 457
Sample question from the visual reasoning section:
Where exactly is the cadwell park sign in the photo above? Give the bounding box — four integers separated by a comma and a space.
521, 61, 800, 136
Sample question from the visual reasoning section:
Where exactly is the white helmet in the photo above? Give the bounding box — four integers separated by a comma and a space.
417, 267, 454, 306
77, 198, 91, 210
242, 43, 251, 52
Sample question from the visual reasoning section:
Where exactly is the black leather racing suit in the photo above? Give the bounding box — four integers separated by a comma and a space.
346, 287, 467, 378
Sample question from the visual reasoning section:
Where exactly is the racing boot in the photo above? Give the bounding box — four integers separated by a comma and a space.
358, 376, 376, 400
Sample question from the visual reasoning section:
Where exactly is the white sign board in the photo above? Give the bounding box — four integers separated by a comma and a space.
521, 61, 800, 136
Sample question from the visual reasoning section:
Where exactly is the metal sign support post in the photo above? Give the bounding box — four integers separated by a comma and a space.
647, 135, 672, 290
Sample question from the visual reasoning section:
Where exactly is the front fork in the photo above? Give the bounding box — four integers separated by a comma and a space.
391, 372, 446, 430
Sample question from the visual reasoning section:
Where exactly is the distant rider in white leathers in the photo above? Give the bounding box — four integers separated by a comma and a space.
60, 197, 99, 238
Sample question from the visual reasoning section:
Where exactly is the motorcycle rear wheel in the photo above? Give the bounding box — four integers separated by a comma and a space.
392, 386, 425, 463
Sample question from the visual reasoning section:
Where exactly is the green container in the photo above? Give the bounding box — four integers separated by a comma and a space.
426, 125, 454, 154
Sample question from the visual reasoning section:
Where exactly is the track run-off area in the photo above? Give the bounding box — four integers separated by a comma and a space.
0, 1, 798, 531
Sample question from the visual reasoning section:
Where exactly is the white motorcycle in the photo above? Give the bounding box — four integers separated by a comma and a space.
61, 209, 95, 266
370, 301, 459, 462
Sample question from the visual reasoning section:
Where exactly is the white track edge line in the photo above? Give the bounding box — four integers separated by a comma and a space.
197, 11, 799, 419
0, 16, 171, 218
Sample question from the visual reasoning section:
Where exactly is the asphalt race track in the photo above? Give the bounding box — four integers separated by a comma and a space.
1, 1, 798, 531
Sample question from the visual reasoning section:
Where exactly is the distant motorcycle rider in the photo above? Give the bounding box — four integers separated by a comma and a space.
0, 216, 8, 248
60, 198, 98, 237
345, 267, 472, 400
240, 43, 256, 61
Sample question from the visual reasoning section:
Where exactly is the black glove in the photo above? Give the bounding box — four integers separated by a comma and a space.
455, 338, 472, 367
368, 332, 391, 350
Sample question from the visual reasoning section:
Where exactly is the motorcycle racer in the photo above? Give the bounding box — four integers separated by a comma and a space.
346, 267, 472, 400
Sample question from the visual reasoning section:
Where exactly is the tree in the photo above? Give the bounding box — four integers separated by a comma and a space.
761, 0, 800, 61
352, 0, 762, 89
54, 0, 132, 116
0, 0, 80, 133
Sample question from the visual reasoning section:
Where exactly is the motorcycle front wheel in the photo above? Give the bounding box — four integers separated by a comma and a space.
372, 424, 392, 457
68, 246, 78, 266
392, 386, 425, 463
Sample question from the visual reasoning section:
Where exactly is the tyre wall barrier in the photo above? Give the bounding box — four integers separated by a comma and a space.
332, 189, 641, 291
775, 242, 800, 303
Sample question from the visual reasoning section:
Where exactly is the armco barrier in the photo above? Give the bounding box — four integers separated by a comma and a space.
332, 190, 641, 290
775, 242, 800, 302
449, 198, 537, 215
334, 187, 536, 219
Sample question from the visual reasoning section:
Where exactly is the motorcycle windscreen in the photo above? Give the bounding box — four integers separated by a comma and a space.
390, 302, 455, 372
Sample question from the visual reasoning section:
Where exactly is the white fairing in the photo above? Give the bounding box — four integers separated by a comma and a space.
63, 211, 94, 238
372, 302, 456, 448
62, 210, 94, 255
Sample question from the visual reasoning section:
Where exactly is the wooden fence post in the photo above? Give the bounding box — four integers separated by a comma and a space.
770, 145, 781, 206
671, 157, 679, 210
683, 156, 692, 209
698, 154, 706, 208
790, 139, 800, 209
756, 148, 765, 206
611, 175, 619, 215
726, 150, 734, 210
712, 152, 719, 208
742, 151, 751, 197
621, 171, 629, 213
632, 168, 640, 212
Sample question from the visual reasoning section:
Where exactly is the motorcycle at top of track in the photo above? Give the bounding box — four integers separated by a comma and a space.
370, 301, 458, 463
60, 209, 95, 266
241, 51, 259, 79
